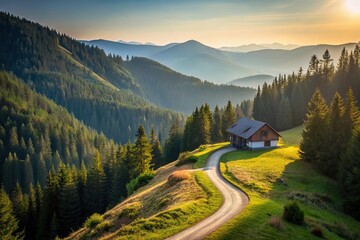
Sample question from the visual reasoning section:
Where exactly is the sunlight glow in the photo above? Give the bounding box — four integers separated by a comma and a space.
346, 0, 360, 13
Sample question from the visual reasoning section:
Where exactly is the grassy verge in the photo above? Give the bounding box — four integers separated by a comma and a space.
207, 128, 360, 240
193, 142, 229, 168
113, 171, 222, 240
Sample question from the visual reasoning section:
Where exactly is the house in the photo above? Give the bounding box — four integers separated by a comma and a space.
226, 118, 281, 149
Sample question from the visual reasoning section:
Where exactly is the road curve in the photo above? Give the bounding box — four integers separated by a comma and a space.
167, 147, 249, 240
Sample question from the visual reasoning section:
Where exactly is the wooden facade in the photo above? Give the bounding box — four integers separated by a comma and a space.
227, 118, 280, 149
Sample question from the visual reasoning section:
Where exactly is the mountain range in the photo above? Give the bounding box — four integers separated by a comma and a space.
83, 39, 359, 85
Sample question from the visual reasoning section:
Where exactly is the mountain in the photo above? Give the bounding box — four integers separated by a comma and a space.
82, 39, 176, 58
124, 57, 255, 113
219, 43, 300, 52
86, 39, 359, 85
227, 74, 274, 88
0, 12, 255, 143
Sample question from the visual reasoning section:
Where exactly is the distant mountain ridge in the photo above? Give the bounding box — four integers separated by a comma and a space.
219, 43, 300, 52
84, 39, 359, 85
227, 74, 275, 88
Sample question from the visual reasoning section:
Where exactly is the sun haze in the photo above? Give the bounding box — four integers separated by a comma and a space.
0, 0, 359, 47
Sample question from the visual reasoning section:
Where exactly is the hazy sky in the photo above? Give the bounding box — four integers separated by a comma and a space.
1, 0, 360, 47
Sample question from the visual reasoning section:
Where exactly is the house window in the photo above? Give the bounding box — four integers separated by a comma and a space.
265, 141, 270, 147
261, 130, 268, 136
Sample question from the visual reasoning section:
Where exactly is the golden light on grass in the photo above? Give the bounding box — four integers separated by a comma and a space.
346, 0, 360, 14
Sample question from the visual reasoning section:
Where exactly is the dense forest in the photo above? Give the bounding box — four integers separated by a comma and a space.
0, 72, 164, 239
253, 45, 360, 131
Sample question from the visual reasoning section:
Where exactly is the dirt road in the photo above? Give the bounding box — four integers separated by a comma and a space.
167, 147, 249, 240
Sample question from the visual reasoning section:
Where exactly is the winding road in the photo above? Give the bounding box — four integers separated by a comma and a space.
167, 147, 250, 240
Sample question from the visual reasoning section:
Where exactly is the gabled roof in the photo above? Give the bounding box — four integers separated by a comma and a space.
226, 118, 280, 140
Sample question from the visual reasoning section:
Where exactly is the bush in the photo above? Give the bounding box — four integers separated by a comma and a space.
168, 171, 191, 185
268, 216, 282, 230
84, 213, 103, 229
311, 224, 324, 238
176, 152, 198, 166
118, 203, 143, 219
126, 172, 155, 196
283, 201, 304, 225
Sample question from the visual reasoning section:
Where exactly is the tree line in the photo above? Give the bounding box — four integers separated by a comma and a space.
299, 88, 360, 220
162, 100, 252, 163
253, 45, 360, 131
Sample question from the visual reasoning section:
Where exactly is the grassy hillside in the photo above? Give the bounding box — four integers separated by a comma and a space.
208, 127, 360, 239
67, 144, 227, 240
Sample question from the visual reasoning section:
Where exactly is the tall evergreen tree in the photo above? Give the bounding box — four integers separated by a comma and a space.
211, 105, 223, 142
85, 150, 106, 214
164, 123, 182, 164
10, 183, 28, 234
56, 163, 81, 237
321, 93, 346, 177
150, 128, 163, 169
299, 89, 329, 165
132, 125, 153, 177
0, 187, 22, 240
339, 130, 360, 220
222, 101, 236, 140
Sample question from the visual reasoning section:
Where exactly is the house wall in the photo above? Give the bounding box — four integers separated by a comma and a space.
249, 125, 279, 142
271, 140, 278, 147
249, 141, 264, 149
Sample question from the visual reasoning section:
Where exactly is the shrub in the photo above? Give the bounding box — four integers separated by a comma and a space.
311, 224, 324, 238
118, 203, 143, 219
84, 213, 103, 229
126, 172, 155, 196
268, 216, 282, 230
168, 171, 191, 185
283, 201, 304, 225
176, 152, 198, 166
96, 220, 112, 232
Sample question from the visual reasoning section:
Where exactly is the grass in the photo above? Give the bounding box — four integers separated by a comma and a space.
58, 44, 119, 90
207, 127, 360, 240
193, 142, 229, 168
112, 171, 222, 240
68, 161, 223, 240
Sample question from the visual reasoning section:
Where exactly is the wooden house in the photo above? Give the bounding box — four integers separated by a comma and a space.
226, 118, 281, 149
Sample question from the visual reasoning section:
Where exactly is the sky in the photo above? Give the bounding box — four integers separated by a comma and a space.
1, 0, 360, 47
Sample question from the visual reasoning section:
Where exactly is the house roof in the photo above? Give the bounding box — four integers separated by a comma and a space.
226, 118, 280, 140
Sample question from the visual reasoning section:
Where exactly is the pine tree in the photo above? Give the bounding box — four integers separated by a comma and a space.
85, 150, 106, 215
110, 145, 130, 207
344, 88, 360, 139
37, 170, 58, 239
10, 183, 27, 236
199, 105, 211, 144
0, 187, 22, 240
339, 130, 360, 220
211, 105, 223, 142
299, 89, 329, 165
276, 97, 293, 131
132, 125, 153, 177
26, 184, 37, 240
150, 128, 163, 169
222, 101, 236, 140
164, 123, 182, 164
56, 163, 81, 237
321, 93, 346, 177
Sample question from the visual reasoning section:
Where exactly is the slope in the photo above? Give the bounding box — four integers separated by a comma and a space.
124, 57, 256, 113
208, 127, 360, 239
66, 144, 227, 240
227, 74, 275, 88
0, 12, 185, 143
